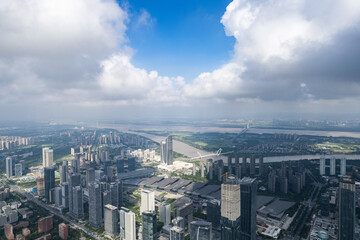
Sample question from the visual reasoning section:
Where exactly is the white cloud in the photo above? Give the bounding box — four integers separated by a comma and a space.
1, 0, 360, 119
185, 0, 360, 101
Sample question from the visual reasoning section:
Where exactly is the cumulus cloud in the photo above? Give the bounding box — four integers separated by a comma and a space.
185, 0, 360, 102
0, 0, 360, 119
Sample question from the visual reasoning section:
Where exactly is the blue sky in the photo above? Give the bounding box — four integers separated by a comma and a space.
123, 0, 235, 81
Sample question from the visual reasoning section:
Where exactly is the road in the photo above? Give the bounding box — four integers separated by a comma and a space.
9, 184, 103, 240
284, 169, 323, 240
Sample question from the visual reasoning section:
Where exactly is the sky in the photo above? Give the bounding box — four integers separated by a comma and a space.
0, 0, 360, 122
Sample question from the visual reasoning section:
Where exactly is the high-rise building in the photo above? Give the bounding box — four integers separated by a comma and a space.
221, 176, 240, 240
38, 216, 53, 233
120, 207, 136, 240
258, 156, 264, 175
43, 148, 54, 167
72, 186, 83, 218
160, 136, 174, 165
15, 163, 23, 177
68, 174, 81, 216
86, 168, 95, 187
109, 180, 123, 209
71, 157, 80, 173
160, 140, 167, 164
330, 157, 336, 176
159, 203, 171, 225
117, 158, 125, 174
239, 177, 257, 240
104, 204, 119, 237
61, 182, 69, 208
58, 223, 69, 240
59, 161, 68, 184
190, 221, 212, 240
340, 157, 346, 176
279, 177, 288, 194
170, 226, 185, 240
319, 157, 325, 176
42, 147, 49, 167
268, 171, 276, 192
141, 190, 155, 213
6, 157, 14, 178
166, 136, 173, 165
339, 180, 355, 240
250, 157, 255, 176
54, 187, 62, 207
175, 202, 194, 231
242, 157, 247, 175
321, 193, 330, 217
71, 148, 75, 156
142, 210, 157, 240
37, 176, 45, 197
207, 200, 220, 229
89, 182, 103, 228
44, 166, 55, 202
128, 157, 136, 171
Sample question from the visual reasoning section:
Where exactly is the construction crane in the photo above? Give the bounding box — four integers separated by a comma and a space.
349, 166, 360, 181
220, 172, 229, 182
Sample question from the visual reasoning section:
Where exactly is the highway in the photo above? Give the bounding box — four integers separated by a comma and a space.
9, 184, 103, 240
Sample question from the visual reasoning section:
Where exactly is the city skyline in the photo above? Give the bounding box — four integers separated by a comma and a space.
1, 0, 360, 121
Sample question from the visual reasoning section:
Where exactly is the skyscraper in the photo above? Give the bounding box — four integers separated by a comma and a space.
72, 186, 83, 218
120, 207, 136, 240
128, 157, 136, 171
190, 221, 212, 240
239, 177, 257, 240
142, 210, 157, 240
207, 200, 220, 229
330, 157, 336, 176
54, 187, 62, 207
117, 157, 125, 174
109, 181, 123, 210
141, 190, 155, 213
321, 193, 330, 217
44, 166, 55, 202
6, 157, 13, 178
159, 203, 171, 225
86, 168, 95, 187
161, 140, 167, 164
68, 173, 81, 216
340, 157, 346, 176
61, 182, 69, 208
319, 157, 325, 176
43, 148, 54, 167
59, 161, 68, 184
242, 157, 247, 175
220, 176, 240, 240
339, 180, 355, 240
166, 135, 173, 165
42, 147, 49, 167
250, 157, 255, 176
89, 182, 103, 228
37, 176, 45, 197
258, 156, 264, 175
104, 204, 119, 237
160, 136, 173, 165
